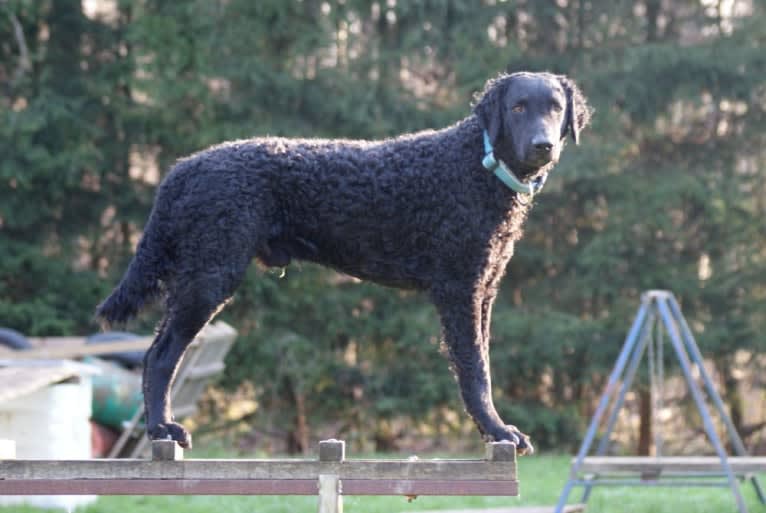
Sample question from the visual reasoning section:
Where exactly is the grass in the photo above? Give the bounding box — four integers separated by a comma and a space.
2, 453, 765, 513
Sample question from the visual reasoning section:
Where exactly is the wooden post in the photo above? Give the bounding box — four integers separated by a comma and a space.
318, 439, 344, 513
486, 440, 516, 462
318, 475, 341, 513
152, 440, 184, 461
319, 438, 345, 462
0, 440, 15, 459
485, 441, 517, 498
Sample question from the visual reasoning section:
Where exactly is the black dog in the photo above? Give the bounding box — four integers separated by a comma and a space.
97, 71, 590, 454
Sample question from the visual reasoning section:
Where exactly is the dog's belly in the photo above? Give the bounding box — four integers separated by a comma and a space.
333, 257, 432, 290
254, 223, 433, 290
304, 236, 433, 290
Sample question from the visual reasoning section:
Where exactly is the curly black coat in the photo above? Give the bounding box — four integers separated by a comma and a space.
97, 71, 591, 454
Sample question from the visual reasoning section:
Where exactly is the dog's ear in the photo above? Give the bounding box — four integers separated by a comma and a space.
473, 76, 510, 147
559, 76, 592, 145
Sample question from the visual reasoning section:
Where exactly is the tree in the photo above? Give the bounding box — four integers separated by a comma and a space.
2, 0, 765, 453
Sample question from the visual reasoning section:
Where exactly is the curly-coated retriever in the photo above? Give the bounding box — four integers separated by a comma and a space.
97, 71, 591, 454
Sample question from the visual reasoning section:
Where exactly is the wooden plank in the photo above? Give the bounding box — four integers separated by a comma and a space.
1, 321, 236, 361
0, 478, 519, 497
580, 457, 766, 474
0, 479, 319, 495
0, 337, 154, 361
409, 506, 584, 513
26, 336, 100, 347
0, 458, 517, 481
341, 479, 518, 496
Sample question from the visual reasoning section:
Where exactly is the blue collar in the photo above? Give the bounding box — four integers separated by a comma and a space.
481, 131, 547, 197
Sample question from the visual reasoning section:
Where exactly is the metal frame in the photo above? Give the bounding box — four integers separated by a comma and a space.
555, 290, 764, 513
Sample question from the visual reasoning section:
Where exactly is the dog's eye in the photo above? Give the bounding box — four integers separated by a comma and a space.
511, 103, 525, 114
551, 102, 563, 113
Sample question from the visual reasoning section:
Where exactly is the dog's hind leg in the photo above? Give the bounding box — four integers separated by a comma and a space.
142, 307, 210, 447
142, 256, 251, 448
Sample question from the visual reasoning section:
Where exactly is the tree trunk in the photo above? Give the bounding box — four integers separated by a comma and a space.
718, 358, 744, 452
646, 0, 661, 42
285, 378, 310, 455
637, 387, 652, 456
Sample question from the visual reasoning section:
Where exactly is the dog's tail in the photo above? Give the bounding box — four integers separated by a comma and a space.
95, 212, 169, 327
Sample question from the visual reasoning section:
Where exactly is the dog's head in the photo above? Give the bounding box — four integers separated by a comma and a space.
473, 72, 591, 173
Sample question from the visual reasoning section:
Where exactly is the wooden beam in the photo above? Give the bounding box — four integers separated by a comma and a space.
0, 479, 319, 496
0, 458, 516, 482
0, 455, 517, 496
341, 479, 518, 496
580, 456, 766, 474
0, 438, 517, 498
0, 478, 519, 496
408, 506, 585, 513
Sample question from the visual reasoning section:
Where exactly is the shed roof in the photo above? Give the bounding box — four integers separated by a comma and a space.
0, 361, 100, 403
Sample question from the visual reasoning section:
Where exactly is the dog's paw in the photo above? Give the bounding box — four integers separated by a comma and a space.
148, 422, 193, 449
510, 427, 534, 456
489, 425, 534, 456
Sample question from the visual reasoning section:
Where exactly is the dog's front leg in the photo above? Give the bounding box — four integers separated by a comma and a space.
433, 289, 533, 454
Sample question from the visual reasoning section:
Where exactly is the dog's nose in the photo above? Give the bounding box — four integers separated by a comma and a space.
534, 141, 553, 152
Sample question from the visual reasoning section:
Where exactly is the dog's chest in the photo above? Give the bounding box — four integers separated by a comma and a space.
486, 202, 529, 259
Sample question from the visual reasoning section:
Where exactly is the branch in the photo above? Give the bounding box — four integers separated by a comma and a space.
2, 1, 31, 84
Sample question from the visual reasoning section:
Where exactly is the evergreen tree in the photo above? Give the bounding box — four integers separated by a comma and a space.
1, 0, 764, 452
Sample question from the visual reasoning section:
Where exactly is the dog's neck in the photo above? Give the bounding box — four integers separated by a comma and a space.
448, 116, 554, 192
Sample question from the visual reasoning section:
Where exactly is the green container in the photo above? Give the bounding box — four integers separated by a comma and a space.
87, 358, 143, 430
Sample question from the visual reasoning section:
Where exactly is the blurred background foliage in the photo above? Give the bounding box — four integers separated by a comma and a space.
1, 0, 766, 454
